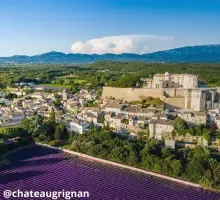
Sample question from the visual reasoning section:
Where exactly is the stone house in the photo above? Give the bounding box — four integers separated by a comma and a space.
149, 119, 174, 140
105, 102, 125, 114
178, 111, 206, 126
0, 111, 25, 126
104, 112, 115, 122
86, 113, 98, 124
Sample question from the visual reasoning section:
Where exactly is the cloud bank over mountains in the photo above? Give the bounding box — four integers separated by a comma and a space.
71, 35, 175, 54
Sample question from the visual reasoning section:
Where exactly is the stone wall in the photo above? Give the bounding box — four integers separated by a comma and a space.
175, 88, 186, 97
164, 97, 185, 110
102, 87, 163, 101
102, 87, 188, 109
162, 88, 185, 97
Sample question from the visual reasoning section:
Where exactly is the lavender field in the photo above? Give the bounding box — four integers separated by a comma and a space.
0, 146, 219, 200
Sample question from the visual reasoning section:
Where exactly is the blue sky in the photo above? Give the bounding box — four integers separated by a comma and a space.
0, 0, 220, 56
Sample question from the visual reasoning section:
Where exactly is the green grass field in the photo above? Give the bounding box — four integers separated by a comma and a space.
73, 79, 86, 84
42, 78, 86, 89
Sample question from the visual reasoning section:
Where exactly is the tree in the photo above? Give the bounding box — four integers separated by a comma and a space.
21, 115, 49, 142
173, 117, 186, 135
70, 86, 77, 94
21, 118, 31, 131
90, 121, 95, 130
161, 148, 171, 158
54, 126, 61, 140
48, 107, 56, 131
49, 107, 56, 122
213, 165, 220, 187
195, 126, 203, 136
198, 169, 213, 187
68, 131, 76, 143
170, 159, 183, 176
96, 90, 102, 97
56, 79, 64, 85
126, 151, 138, 165
137, 130, 149, 139
193, 146, 210, 161
53, 99, 61, 106
58, 123, 66, 135
202, 129, 211, 143
186, 160, 205, 182
49, 140, 61, 147
6, 92, 17, 100
111, 147, 124, 162
0, 127, 27, 139
141, 139, 161, 159
188, 127, 195, 136
69, 79, 74, 85
98, 115, 105, 124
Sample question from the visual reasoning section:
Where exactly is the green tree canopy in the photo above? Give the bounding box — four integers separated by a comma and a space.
21, 115, 50, 141
173, 117, 186, 135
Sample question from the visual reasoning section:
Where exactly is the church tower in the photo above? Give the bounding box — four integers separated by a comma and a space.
62, 89, 68, 101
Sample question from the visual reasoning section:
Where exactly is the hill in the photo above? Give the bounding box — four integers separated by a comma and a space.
0, 45, 220, 64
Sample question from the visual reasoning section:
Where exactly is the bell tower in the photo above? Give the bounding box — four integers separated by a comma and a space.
62, 89, 68, 101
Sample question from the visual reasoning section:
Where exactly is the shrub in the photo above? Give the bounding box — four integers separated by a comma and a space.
0, 127, 27, 139
48, 140, 61, 147
17, 138, 34, 147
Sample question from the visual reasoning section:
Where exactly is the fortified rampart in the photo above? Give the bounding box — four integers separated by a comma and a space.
102, 87, 163, 101
102, 87, 186, 109
164, 97, 185, 110
102, 87, 220, 111
162, 88, 185, 97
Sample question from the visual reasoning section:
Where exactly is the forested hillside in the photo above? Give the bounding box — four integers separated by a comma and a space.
1, 62, 220, 89
0, 45, 220, 64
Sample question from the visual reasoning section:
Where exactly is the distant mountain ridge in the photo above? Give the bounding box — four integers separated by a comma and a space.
1, 44, 220, 64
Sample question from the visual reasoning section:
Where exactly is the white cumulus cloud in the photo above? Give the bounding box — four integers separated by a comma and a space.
71, 35, 175, 54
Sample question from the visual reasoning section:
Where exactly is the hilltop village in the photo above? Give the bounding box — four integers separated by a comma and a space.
0, 72, 220, 151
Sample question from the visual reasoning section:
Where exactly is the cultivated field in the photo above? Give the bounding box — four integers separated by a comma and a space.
0, 146, 219, 200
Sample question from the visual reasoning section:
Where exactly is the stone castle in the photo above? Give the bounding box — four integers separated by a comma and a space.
102, 72, 220, 112
141, 72, 198, 89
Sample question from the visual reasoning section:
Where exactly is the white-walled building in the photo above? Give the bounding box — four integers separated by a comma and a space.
0, 111, 25, 126
143, 72, 198, 89
189, 88, 219, 111
66, 119, 90, 134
